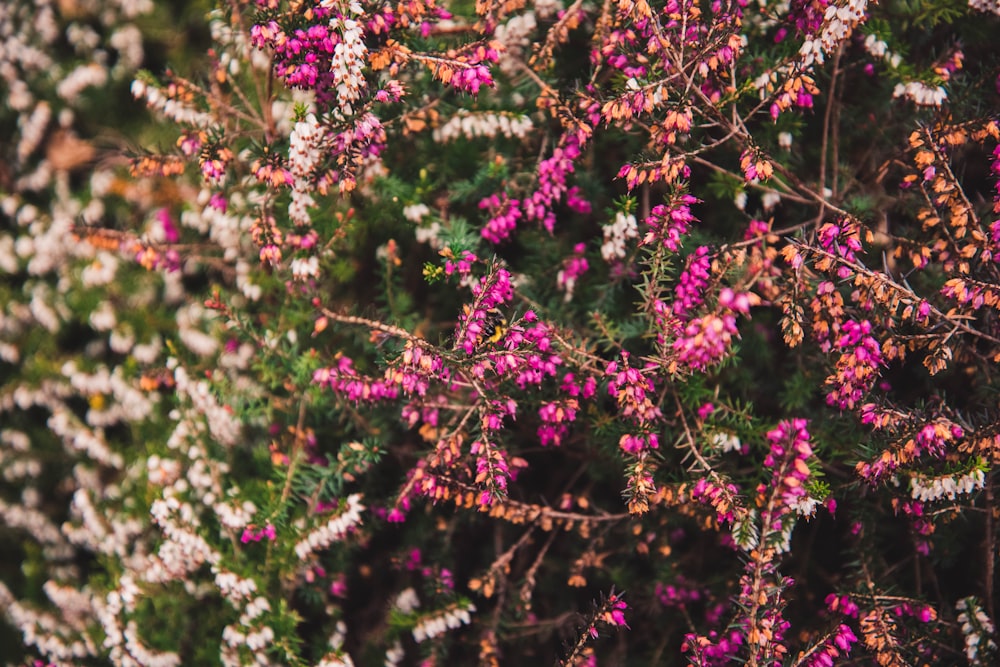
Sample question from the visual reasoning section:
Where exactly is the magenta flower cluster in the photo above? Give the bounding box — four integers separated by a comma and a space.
819, 219, 865, 279
801, 624, 858, 667
824, 319, 884, 410
671, 246, 712, 319
479, 194, 521, 244
482, 133, 588, 242
606, 353, 662, 426
761, 418, 814, 525
251, 16, 346, 110
643, 193, 699, 251
672, 287, 752, 371
455, 268, 514, 354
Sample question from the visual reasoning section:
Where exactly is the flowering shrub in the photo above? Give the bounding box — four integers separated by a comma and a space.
3, 0, 1000, 665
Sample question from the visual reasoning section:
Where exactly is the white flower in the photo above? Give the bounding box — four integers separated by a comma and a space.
294, 494, 365, 559
601, 212, 638, 262
893, 81, 947, 107
291, 256, 320, 280
403, 203, 430, 223
394, 588, 420, 614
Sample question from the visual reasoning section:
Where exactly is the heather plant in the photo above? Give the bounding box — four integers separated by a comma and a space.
3, 0, 1000, 666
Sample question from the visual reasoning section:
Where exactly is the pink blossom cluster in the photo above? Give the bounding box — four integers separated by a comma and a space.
642, 193, 699, 250
894, 499, 934, 554
618, 432, 659, 455
331, 112, 386, 161
825, 593, 861, 618
455, 268, 514, 354
389, 342, 450, 396
471, 438, 510, 507
606, 353, 662, 424
591, 592, 629, 637
556, 243, 589, 302
484, 317, 563, 388
617, 158, 691, 191
690, 476, 742, 524
479, 193, 521, 243
770, 81, 816, 120
199, 144, 232, 185
761, 419, 815, 524
741, 566, 792, 666
672, 246, 713, 319
484, 132, 587, 241
802, 624, 858, 667
443, 250, 478, 277
240, 524, 276, 544
940, 276, 997, 308
992, 143, 1000, 217
818, 218, 865, 278
682, 628, 745, 666
824, 319, 883, 410
450, 62, 495, 95
251, 18, 340, 103
789, 0, 831, 35
672, 287, 752, 371
654, 578, 702, 608
537, 399, 578, 446
313, 355, 400, 402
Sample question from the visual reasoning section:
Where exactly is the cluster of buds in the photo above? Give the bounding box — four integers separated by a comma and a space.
824, 319, 884, 410
760, 419, 816, 543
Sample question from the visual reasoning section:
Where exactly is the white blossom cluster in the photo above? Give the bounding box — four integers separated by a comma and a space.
957, 597, 998, 665
384, 640, 405, 667
180, 187, 257, 262
176, 302, 220, 357
57, 63, 109, 102
209, 9, 271, 76
0, 2, 57, 114
131, 78, 215, 127
494, 12, 537, 75
98, 575, 183, 667
219, 579, 277, 667
394, 587, 421, 614
318, 653, 357, 667
48, 407, 124, 468
533, 0, 565, 18
892, 81, 948, 107
798, 0, 870, 68
109, 23, 145, 75
63, 486, 144, 558
291, 255, 321, 280
288, 113, 327, 226
403, 203, 431, 223
909, 467, 985, 502
968, 0, 1000, 15
172, 362, 242, 447
63, 360, 156, 427
294, 493, 366, 559
0, 580, 97, 663
0, 496, 74, 563
16, 100, 50, 163
432, 110, 533, 143
411, 601, 476, 643
862, 33, 902, 68
408, 204, 444, 250
315, 621, 356, 666
708, 430, 742, 454
601, 211, 639, 262
329, 1, 368, 116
